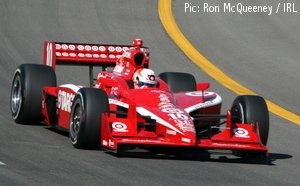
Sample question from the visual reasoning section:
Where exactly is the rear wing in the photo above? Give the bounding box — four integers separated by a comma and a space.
44, 41, 150, 69
44, 41, 149, 86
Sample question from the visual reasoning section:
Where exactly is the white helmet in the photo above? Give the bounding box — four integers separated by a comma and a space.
132, 68, 157, 88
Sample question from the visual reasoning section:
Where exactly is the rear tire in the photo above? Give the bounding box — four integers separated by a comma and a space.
69, 88, 109, 149
158, 72, 196, 93
10, 64, 57, 124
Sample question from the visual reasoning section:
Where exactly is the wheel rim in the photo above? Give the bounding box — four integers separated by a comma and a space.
70, 103, 81, 143
11, 75, 22, 117
231, 103, 244, 123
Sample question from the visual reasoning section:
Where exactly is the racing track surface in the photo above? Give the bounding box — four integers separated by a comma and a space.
0, 0, 299, 185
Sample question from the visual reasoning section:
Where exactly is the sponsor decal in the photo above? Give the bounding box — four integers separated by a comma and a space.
102, 140, 108, 146
116, 47, 122, 52
158, 93, 174, 109
85, 45, 92, 51
122, 51, 131, 58
77, 45, 84, 51
46, 43, 53, 66
99, 46, 106, 52
185, 91, 215, 97
93, 54, 100, 58
69, 45, 76, 50
213, 143, 251, 148
58, 90, 75, 113
121, 139, 161, 143
100, 54, 107, 58
109, 54, 116, 59
123, 47, 129, 52
55, 44, 61, 50
162, 108, 183, 114
158, 93, 195, 133
86, 53, 92, 58
166, 129, 176, 135
62, 44, 68, 50
112, 122, 128, 132
92, 46, 98, 51
113, 65, 124, 74
181, 137, 191, 143
108, 46, 115, 52
136, 107, 184, 135
233, 128, 250, 138
109, 140, 114, 147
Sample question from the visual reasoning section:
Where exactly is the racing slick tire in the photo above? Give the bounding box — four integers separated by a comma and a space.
10, 64, 57, 124
231, 95, 269, 145
70, 88, 109, 149
158, 72, 196, 93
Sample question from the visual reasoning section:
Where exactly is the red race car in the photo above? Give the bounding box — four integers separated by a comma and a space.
10, 39, 269, 157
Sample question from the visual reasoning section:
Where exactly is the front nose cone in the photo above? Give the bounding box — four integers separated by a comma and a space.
180, 131, 196, 145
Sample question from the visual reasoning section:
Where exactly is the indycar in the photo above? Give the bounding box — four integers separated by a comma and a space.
10, 39, 269, 157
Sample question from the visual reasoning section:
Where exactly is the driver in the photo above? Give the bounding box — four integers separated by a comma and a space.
132, 68, 157, 89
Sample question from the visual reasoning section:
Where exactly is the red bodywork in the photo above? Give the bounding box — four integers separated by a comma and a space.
41, 39, 268, 155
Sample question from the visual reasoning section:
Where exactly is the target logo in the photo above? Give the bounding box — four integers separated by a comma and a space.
112, 122, 128, 132
85, 53, 92, 58
77, 45, 84, 51
100, 54, 107, 58
108, 46, 115, 52
55, 44, 62, 50
62, 44, 68, 50
233, 128, 250, 138
69, 45, 76, 50
62, 52, 68, 57
85, 45, 92, 51
93, 54, 100, 58
92, 46, 98, 51
109, 54, 116, 59
115, 47, 122, 52
99, 46, 106, 52
78, 53, 85, 57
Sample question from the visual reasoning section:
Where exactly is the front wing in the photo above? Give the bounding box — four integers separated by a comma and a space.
100, 111, 268, 155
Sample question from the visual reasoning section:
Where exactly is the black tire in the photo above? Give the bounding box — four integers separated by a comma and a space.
10, 64, 57, 124
69, 88, 109, 149
231, 95, 269, 145
158, 72, 196, 93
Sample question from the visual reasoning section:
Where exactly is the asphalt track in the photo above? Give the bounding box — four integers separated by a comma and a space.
0, 0, 299, 185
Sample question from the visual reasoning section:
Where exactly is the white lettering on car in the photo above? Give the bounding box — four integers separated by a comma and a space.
58, 90, 75, 113
158, 93, 195, 133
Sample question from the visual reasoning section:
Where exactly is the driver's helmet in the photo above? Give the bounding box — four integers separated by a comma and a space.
132, 68, 157, 89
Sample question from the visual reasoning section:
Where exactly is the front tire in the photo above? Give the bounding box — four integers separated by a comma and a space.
10, 64, 57, 124
231, 95, 269, 145
70, 88, 109, 149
